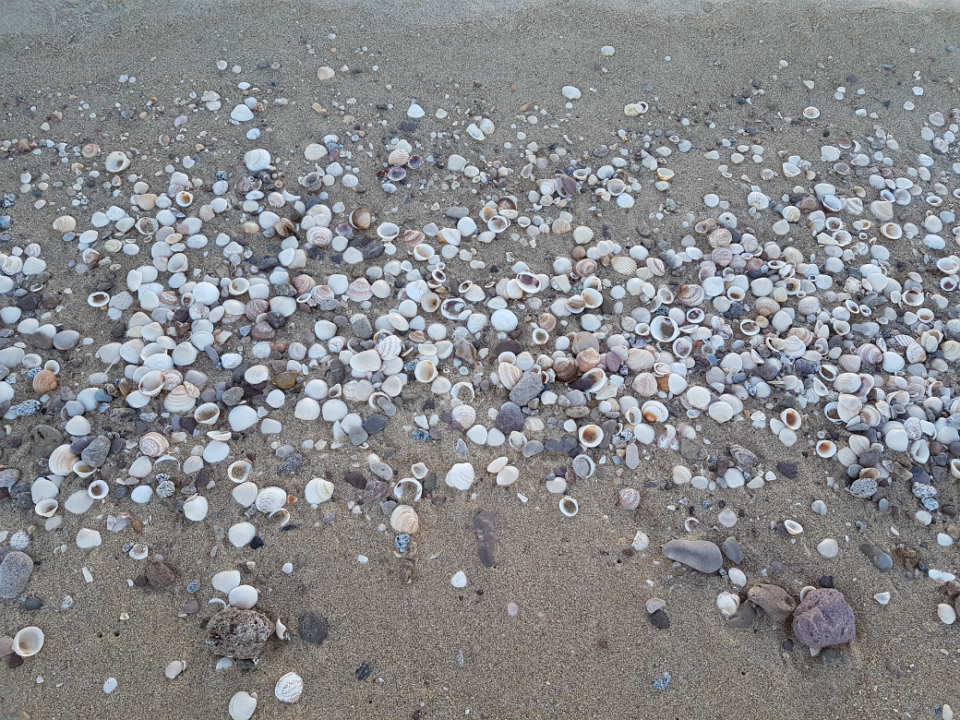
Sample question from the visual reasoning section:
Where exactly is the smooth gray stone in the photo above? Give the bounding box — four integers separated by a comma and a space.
662, 539, 723, 573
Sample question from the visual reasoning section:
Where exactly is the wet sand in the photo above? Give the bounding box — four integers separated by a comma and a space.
1, 1, 960, 718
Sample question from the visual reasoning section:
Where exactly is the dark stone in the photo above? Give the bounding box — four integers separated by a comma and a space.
791, 588, 856, 651
363, 414, 388, 435
859, 543, 893, 572
298, 611, 329, 644
776, 461, 798, 479
508, 371, 544, 406
344, 471, 367, 489
205, 607, 273, 658
81, 435, 111, 467
144, 560, 178, 589
648, 609, 671, 629
474, 511, 497, 568
19, 595, 42, 610
278, 454, 303, 474
495, 402, 524, 433
721, 536, 744, 564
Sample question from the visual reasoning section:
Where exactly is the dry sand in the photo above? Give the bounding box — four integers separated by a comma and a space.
1, 1, 960, 718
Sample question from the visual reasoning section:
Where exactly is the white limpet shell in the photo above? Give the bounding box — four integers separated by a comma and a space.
274, 672, 304, 703
164, 660, 187, 680
34, 498, 58, 518
12, 626, 45, 658
304, 477, 334, 504
183, 494, 209, 522
393, 478, 423, 503
228, 584, 259, 609
229, 691, 258, 720
227, 459, 252, 483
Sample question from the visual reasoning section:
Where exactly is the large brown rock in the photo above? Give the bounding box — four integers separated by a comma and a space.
205, 607, 273, 659
747, 583, 797, 623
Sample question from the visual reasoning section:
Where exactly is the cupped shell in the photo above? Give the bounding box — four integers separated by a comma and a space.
390, 504, 420, 534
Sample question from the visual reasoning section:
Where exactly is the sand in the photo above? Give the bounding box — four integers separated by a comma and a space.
1, 0, 959, 718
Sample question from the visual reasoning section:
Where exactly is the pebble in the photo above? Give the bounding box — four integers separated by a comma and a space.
0, 551, 33, 599
721, 537, 744, 564
297, 612, 329, 644
450, 570, 468, 588
509, 372, 544, 406
205, 608, 273, 659
859, 543, 893, 572
817, 538, 839, 558
496, 402, 524, 433
747, 584, 796, 623
662, 539, 723, 573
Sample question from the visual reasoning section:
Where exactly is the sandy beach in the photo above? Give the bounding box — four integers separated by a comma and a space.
1, 1, 960, 718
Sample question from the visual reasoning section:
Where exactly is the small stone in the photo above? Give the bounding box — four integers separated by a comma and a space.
144, 560, 178, 589
81, 435, 111, 467
0, 551, 33, 599
662, 539, 723, 573
508, 372, 543, 406
721, 537, 744, 564
817, 538, 839, 558
747, 584, 797, 623
298, 612, 329, 644
775, 461, 798, 478
859, 543, 893, 572
791, 588, 856, 651
474, 511, 497, 568
205, 608, 273, 658
495, 402, 524, 433
648, 609, 671, 629
849, 478, 878, 499
362, 415, 388, 435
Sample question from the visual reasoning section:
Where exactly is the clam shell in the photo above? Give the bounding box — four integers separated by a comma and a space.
444, 462, 475, 491
183, 494, 209, 522
139, 431, 169, 457
12, 626, 45, 658
559, 495, 579, 517
274, 672, 304, 704
48, 444, 78, 476
716, 591, 740, 617
304, 477, 334, 504
390, 504, 420, 534
229, 691, 258, 720
578, 423, 604, 448
255, 487, 287, 513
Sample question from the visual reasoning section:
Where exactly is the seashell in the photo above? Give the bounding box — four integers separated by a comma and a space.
229, 691, 258, 720
227, 459, 252, 484
228, 585, 259, 609
388, 148, 410, 166
274, 672, 304, 704
572, 453, 595, 479
12, 626, 45, 658
35, 498, 58, 518
573, 258, 597, 277
784, 519, 804, 535
414, 359, 438, 383
559, 495, 579, 517
183, 494, 209, 522
611, 255, 638, 275
349, 206, 371, 229
451, 404, 477, 429
618, 487, 641, 510
716, 591, 740, 617
139, 431, 169, 457
49, 443, 78, 476
497, 362, 522, 389
641, 400, 669, 423
164, 385, 197, 413
304, 477, 334, 504
194, 402, 221, 425
87, 479, 109, 500
390, 504, 420, 534
88, 291, 110, 308
495, 465, 520, 486
376, 222, 400, 240
32, 370, 58, 394
104, 150, 130, 173
232, 482, 258, 507
578, 423, 604, 448
815, 440, 837, 458
444, 462, 476, 491
650, 315, 679, 343
255, 486, 287, 513
393, 478, 423, 502
779, 408, 801, 431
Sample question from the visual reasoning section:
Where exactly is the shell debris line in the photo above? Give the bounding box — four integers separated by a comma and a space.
0, 28, 959, 720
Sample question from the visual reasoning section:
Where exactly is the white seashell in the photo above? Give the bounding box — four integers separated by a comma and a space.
641, 400, 669, 423
444, 462, 475, 491
232, 482, 259, 507
244, 148, 271, 172
728, 568, 747, 587
76, 527, 102, 549
304, 477, 334, 504
255, 486, 287, 513
578, 423, 604, 448
87, 479, 109, 500
229, 691, 258, 720
48, 443, 78, 476
34, 498, 58, 518
497, 362, 522, 389
390, 504, 420, 534
183, 494, 209, 521
65, 490, 94, 514
228, 405, 259, 431
938, 602, 957, 625
707, 401, 734, 423
414, 359, 438, 383
212, 570, 242, 594
393, 478, 423, 503
228, 522, 257, 547
164, 660, 187, 680
650, 315, 679, 343
559, 495, 579, 517
12, 626, 45, 657
104, 150, 130, 173
451, 404, 477, 428
716, 591, 740, 617
227, 459, 252, 483
274, 672, 304, 703
496, 465, 520, 486
164, 385, 196, 413
228, 584, 259, 609
784, 520, 804, 535
350, 349, 382, 373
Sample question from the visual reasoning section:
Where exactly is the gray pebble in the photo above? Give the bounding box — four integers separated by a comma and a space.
721, 536, 745, 564
544, 436, 577, 453
81, 435, 111, 468
859, 543, 893, 572
0, 550, 33, 599
496, 402, 524, 433
849, 478, 878, 499
53, 329, 80, 350
662, 539, 723, 573
521, 440, 544, 458
350, 314, 373, 338
205, 607, 273, 658
363, 414, 388, 435
0, 468, 20, 489
298, 611, 329, 644
509, 372, 544, 406
625, 443, 640, 470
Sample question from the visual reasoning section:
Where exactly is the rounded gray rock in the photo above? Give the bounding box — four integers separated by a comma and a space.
662, 539, 723, 573
0, 551, 34, 599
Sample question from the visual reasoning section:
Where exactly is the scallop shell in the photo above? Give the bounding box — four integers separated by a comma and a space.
164, 385, 197, 413
274, 672, 304, 704
390, 504, 420, 534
